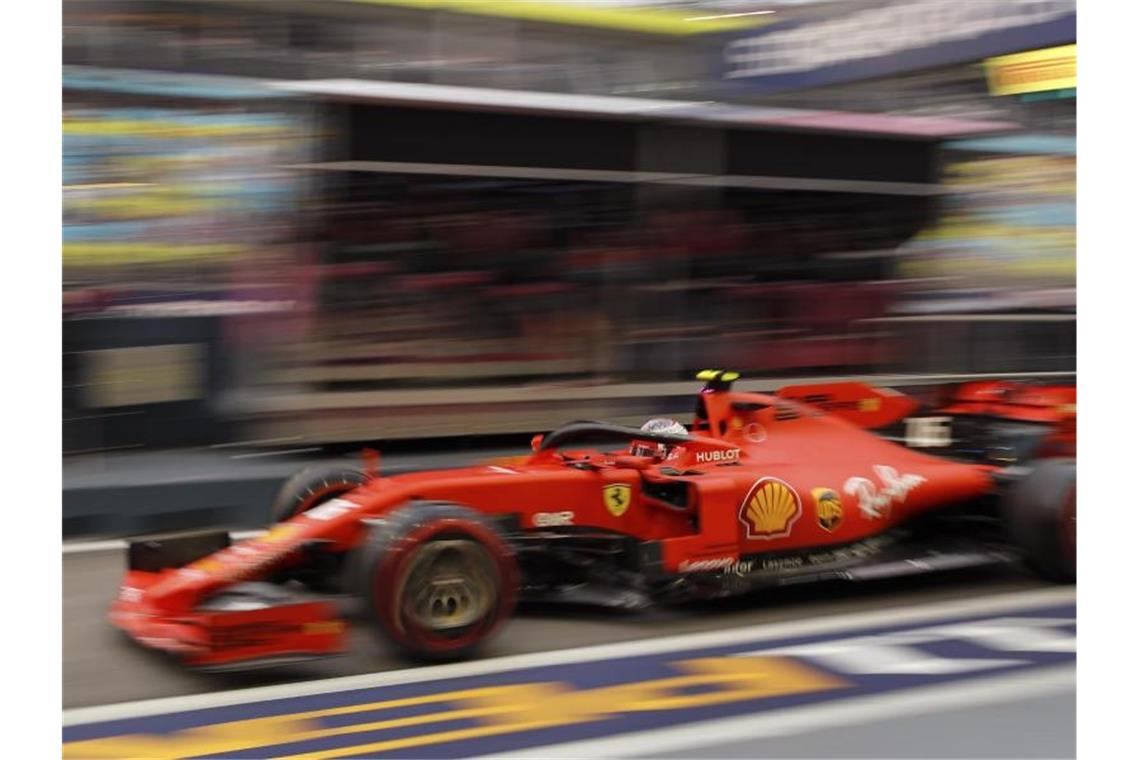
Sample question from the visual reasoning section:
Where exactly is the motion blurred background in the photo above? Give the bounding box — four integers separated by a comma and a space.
62, 0, 1075, 463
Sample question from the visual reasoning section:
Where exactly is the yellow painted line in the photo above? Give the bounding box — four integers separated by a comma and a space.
351, 0, 772, 35
63, 683, 566, 759
63, 657, 843, 760
279, 657, 843, 759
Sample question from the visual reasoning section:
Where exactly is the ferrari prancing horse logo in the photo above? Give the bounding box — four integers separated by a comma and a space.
603, 484, 632, 517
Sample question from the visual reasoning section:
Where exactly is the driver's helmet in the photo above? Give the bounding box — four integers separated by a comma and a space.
630, 418, 687, 459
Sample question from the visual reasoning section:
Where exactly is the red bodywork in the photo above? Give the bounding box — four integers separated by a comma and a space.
111, 381, 1008, 668
940, 381, 1076, 458
939, 380, 1076, 424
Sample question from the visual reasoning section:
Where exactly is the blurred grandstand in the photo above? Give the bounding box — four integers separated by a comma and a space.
62, 0, 1075, 451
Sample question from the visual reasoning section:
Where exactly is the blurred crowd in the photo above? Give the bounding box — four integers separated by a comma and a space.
64, 143, 1075, 401
292, 187, 913, 387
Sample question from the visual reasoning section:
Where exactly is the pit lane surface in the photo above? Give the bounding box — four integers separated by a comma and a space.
64, 542, 1055, 710
64, 579, 1074, 759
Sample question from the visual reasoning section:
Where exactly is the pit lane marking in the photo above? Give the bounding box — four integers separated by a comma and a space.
64, 657, 844, 759
64, 586, 1074, 727
474, 664, 1075, 759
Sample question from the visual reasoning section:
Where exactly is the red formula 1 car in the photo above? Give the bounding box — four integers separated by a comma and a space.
110, 371, 1076, 669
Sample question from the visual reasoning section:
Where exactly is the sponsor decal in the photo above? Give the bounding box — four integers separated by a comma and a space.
262, 524, 300, 543
602, 484, 632, 517
212, 622, 300, 650
695, 449, 741, 464
739, 477, 802, 540
118, 586, 143, 603
188, 557, 223, 574
744, 423, 767, 443
756, 555, 802, 571
812, 487, 843, 532
533, 511, 575, 528
679, 556, 761, 574
844, 465, 926, 520
303, 620, 346, 636
726, 535, 896, 579
180, 545, 287, 580
306, 498, 359, 521
726, 560, 755, 576
678, 557, 737, 573
791, 394, 881, 414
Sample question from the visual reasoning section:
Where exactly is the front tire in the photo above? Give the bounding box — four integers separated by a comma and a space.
268, 465, 368, 590
270, 465, 368, 524
357, 502, 519, 661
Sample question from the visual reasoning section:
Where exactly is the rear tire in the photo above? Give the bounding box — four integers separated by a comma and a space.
356, 502, 519, 661
1003, 458, 1076, 582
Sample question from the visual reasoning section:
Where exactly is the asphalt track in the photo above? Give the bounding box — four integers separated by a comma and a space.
64, 542, 1054, 710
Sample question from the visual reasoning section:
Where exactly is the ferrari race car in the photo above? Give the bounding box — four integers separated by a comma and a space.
110, 371, 1076, 669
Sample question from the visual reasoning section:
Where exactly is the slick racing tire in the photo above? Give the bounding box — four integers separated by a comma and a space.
1003, 458, 1076, 582
357, 502, 519, 662
270, 465, 368, 524
268, 465, 368, 590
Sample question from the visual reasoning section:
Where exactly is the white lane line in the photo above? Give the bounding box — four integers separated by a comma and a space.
63, 586, 1075, 726
475, 664, 1075, 759
62, 530, 265, 555
228, 448, 323, 460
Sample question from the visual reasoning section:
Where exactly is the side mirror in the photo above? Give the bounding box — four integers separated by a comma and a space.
531, 434, 544, 452
614, 455, 653, 470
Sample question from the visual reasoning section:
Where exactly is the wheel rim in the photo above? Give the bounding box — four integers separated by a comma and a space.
399, 539, 496, 634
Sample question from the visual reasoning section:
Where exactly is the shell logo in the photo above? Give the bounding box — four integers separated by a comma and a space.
739, 477, 802, 540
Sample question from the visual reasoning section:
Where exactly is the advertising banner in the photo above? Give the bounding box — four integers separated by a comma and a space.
723, 0, 1075, 94
984, 44, 1076, 96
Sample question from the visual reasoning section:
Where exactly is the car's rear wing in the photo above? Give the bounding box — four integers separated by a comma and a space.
775, 381, 920, 430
